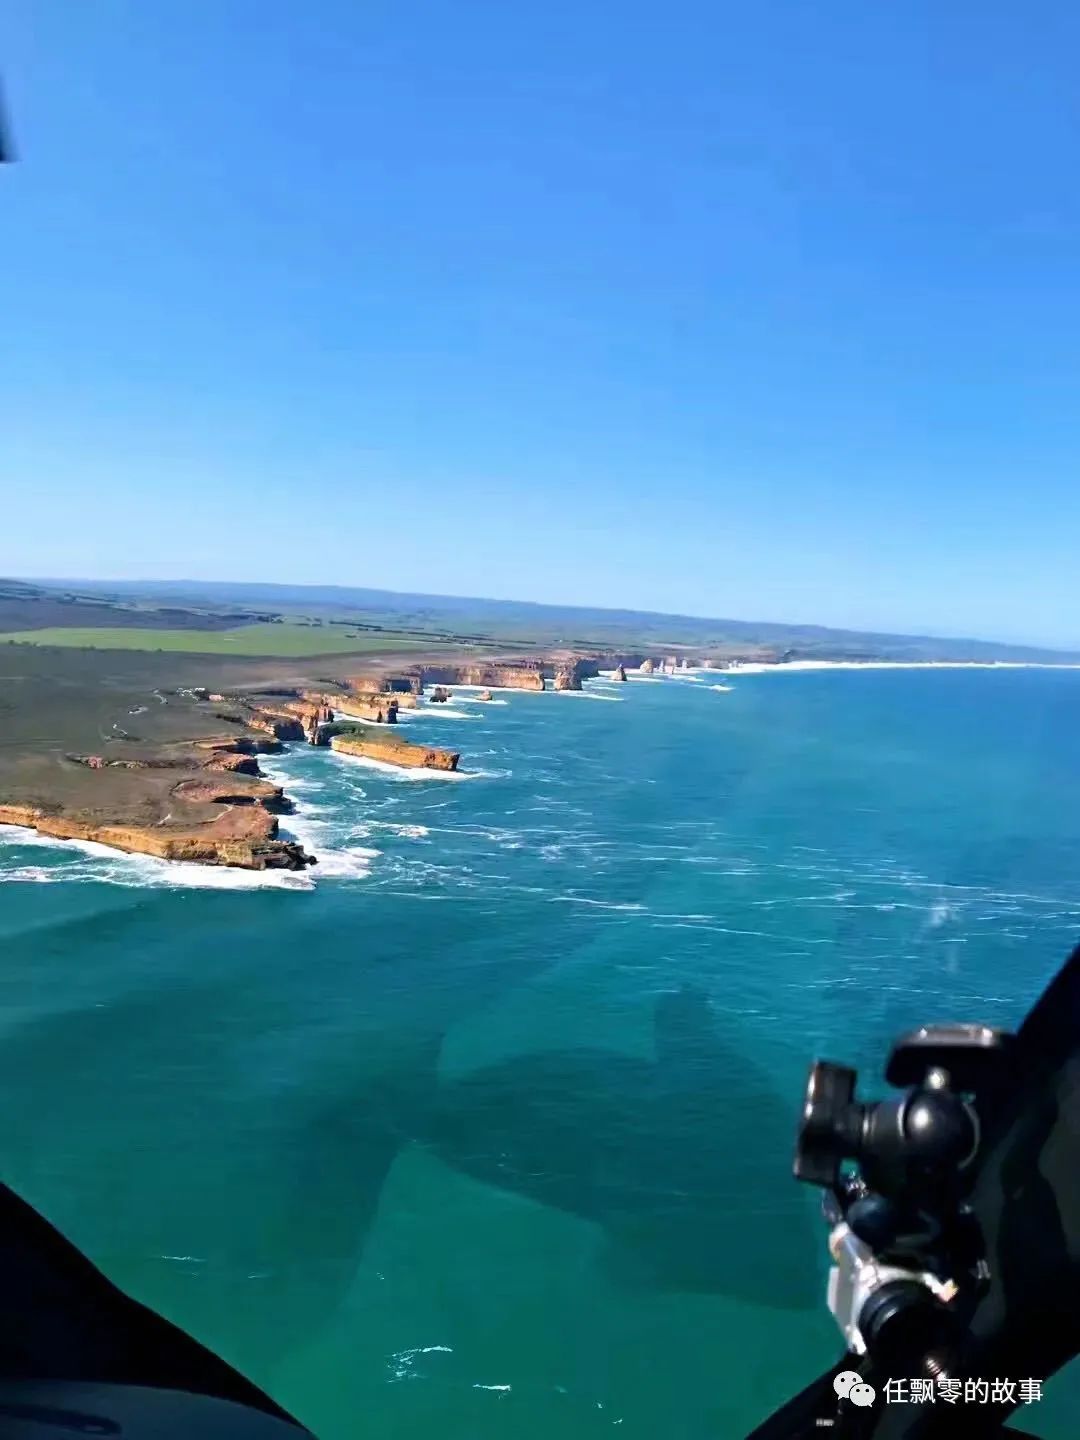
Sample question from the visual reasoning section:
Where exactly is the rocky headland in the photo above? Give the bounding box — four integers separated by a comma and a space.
0, 647, 700, 875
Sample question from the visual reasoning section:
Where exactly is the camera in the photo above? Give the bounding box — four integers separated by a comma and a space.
750, 945, 1080, 1439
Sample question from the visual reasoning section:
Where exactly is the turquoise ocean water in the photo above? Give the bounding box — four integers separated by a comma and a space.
1, 668, 1079, 1437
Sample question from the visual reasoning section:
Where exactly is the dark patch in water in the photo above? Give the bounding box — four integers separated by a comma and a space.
421, 988, 816, 1309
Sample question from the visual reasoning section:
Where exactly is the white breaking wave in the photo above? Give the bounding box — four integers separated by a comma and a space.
0, 824, 316, 890
259, 754, 382, 880
409, 707, 481, 720
387, 1345, 454, 1382
926, 899, 960, 929
727, 660, 1080, 674
439, 683, 535, 694
554, 895, 646, 911
328, 750, 504, 782
709, 683, 734, 692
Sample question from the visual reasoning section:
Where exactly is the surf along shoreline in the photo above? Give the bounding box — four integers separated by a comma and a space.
5, 643, 1078, 881
0, 648, 646, 877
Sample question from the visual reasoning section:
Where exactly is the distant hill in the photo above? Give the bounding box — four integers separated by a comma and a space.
0, 578, 264, 633
15, 576, 1080, 664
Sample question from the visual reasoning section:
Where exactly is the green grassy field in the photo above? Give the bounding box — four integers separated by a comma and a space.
0, 624, 442, 657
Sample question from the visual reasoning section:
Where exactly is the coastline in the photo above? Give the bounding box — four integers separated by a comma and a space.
0, 819, 319, 890
4, 644, 1079, 883
723, 659, 1080, 674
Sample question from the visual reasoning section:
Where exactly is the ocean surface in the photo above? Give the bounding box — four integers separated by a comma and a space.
1, 667, 1079, 1437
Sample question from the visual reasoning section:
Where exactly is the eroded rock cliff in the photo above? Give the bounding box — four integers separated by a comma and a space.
0, 801, 313, 870
329, 730, 459, 771
408, 663, 545, 692
327, 690, 407, 723
552, 658, 601, 690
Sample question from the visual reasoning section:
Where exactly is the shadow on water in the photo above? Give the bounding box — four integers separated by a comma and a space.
0, 969, 444, 1380
419, 986, 818, 1310
0, 914, 816, 1390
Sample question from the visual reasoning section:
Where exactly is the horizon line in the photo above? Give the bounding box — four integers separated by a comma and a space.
7, 572, 1077, 658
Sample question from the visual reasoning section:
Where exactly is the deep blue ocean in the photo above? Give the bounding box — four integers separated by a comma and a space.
1, 667, 1078, 1437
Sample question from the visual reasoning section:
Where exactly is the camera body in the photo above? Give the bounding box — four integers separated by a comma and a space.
751, 949, 1080, 1439
795, 1025, 1012, 1366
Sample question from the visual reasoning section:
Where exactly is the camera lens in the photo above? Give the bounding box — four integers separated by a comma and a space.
794, 1061, 857, 1187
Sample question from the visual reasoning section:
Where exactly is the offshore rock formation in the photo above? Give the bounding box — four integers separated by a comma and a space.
639, 657, 656, 674
329, 730, 459, 771
552, 657, 602, 691
613, 664, 628, 682
429, 686, 451, 703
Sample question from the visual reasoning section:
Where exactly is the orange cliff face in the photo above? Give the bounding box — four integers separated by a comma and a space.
246, 711, 306, 742
408, 663, 545, 692
552, 658, 602, 691
329, 731, 459, 771
0, 801, 313, 870
347, 673, 423, 696
0, 745, 315, 871
317, 689, 413, 724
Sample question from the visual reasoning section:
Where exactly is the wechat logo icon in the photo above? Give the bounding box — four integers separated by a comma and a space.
834, 1371, 876, 1408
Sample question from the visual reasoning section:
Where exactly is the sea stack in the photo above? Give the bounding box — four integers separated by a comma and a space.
639, 658, 655, 674
330, 730, 459, 771
613, 664, 628, 682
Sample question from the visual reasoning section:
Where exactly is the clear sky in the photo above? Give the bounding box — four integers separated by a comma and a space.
3, 2, 1080, 646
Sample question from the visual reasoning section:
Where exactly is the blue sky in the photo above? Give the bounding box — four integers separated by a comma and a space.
3, 2, 1079, 645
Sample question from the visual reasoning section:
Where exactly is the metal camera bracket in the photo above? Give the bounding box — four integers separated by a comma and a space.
795, 1022, 1014, 1365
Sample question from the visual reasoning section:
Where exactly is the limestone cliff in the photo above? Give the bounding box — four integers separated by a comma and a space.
408, 663, 545, 692
195, 734, 283, 756
202, 751, 262, 776
348, 673, 423, 696
170, 775, 290, 812
0, 802, 313, 871
552, 658, 601, 691
329, 691, 407, 724
247, 710, 306, 742
330, 731, 459, 771
241, 698, 328, 744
